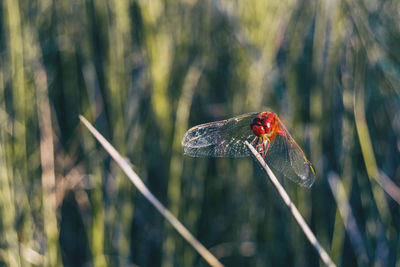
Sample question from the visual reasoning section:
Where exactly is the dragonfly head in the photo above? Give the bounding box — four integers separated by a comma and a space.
250, 114, 273, 138
251, 118, 265, 136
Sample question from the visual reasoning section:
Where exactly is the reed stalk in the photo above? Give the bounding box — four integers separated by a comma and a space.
244, 141, 336, 267
79, 115, 223, 267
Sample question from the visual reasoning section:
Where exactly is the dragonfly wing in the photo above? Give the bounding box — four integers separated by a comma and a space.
182, 112, 258, 157
265, 129, 315, 187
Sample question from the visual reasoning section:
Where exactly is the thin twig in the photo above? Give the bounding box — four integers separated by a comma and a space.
244, 141, 336, 267
79, 115, 223, 267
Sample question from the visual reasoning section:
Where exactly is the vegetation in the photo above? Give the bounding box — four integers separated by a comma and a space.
0, 0, 399, 266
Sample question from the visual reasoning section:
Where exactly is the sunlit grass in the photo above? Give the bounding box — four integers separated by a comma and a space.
0, 0, 399, 266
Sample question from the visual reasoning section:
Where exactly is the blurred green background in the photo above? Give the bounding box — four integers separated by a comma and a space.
1, 0, 400, 266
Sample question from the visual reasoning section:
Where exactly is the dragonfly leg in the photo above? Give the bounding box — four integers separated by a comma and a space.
250, 136, 258, 145
250, 137, 263, 153
262, 142, 270, 158
255, 139, 264, 153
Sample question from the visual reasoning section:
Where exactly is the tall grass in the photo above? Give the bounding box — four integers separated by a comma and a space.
0, 0, 399, 266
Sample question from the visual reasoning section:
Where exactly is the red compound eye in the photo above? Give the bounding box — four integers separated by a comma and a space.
261, 118, 272, 134
250, 118, 265, 137
251, 124, 265, 136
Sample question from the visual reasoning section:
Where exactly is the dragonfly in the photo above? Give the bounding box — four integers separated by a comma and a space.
181, 111, 315, 187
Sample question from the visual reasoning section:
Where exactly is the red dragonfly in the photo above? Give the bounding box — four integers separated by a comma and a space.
181, 111, 315, 187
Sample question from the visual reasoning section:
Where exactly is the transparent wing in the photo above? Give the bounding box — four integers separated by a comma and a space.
181, 112, 259, 157
265, 122, 316, 187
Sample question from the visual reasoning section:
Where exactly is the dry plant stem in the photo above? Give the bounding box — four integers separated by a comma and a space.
79, 115, 223, 267
244, 141, 336, 267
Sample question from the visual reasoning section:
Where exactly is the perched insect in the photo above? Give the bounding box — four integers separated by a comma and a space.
181, 111, 315, 187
